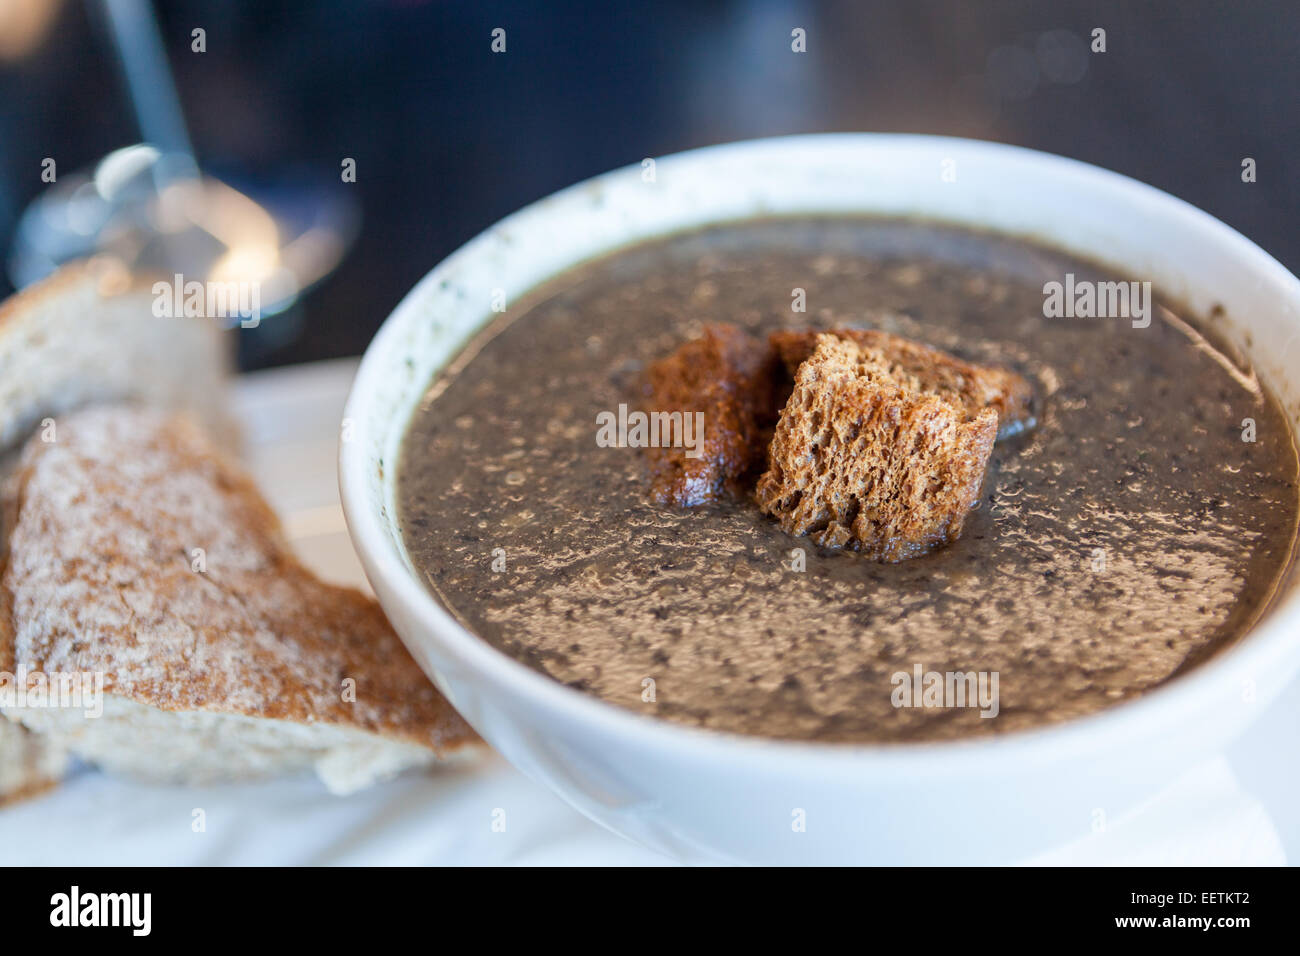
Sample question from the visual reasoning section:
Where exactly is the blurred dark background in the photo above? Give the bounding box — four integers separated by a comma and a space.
0, 0, 1294, 370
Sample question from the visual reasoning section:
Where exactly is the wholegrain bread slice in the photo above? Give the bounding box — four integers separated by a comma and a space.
755, 334, 997, 561
0, 405, 479, 794
769, 327, 1034, 439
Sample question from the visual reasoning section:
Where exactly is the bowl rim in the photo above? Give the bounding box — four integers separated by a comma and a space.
340, 132, 1300, 776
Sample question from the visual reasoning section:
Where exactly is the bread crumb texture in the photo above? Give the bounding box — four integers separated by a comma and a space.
756, 334, 999, 561
0, 405, 477, 754
769, 327, 1034, 438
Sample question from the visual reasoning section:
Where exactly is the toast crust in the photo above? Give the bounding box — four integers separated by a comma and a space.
0, 257, 140, 333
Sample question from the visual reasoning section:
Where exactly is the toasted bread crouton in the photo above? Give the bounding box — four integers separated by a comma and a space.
770, 328, 1034, 439
0, 405, 479, 794
644, 323, 778, 506
756, 334, 997, 561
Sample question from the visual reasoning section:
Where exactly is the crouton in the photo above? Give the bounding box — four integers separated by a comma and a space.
643, 324, 778, 506
755, 334, 997, 561
769, 328, 1034, 438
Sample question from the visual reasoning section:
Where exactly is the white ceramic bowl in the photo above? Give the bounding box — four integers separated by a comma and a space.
340, 134, 1300, 864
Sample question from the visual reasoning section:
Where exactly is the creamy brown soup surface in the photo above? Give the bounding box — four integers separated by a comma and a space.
396, 218, 1299, 743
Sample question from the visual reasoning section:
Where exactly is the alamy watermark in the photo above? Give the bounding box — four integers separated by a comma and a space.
891, 664, 999, 718
1043, 273, 1151, 328
0, 666, 104, 718
595, 403, 704, 458
152, 273, 261, 328
50, 886, 150, 936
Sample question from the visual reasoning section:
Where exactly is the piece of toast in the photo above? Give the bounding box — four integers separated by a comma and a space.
642, 323, 779, 506
755, 334, 997, 561
0, 259, 237, 801
769, 327, 1034, 438
0, 257, 237, 451
0, 405, 479, 795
